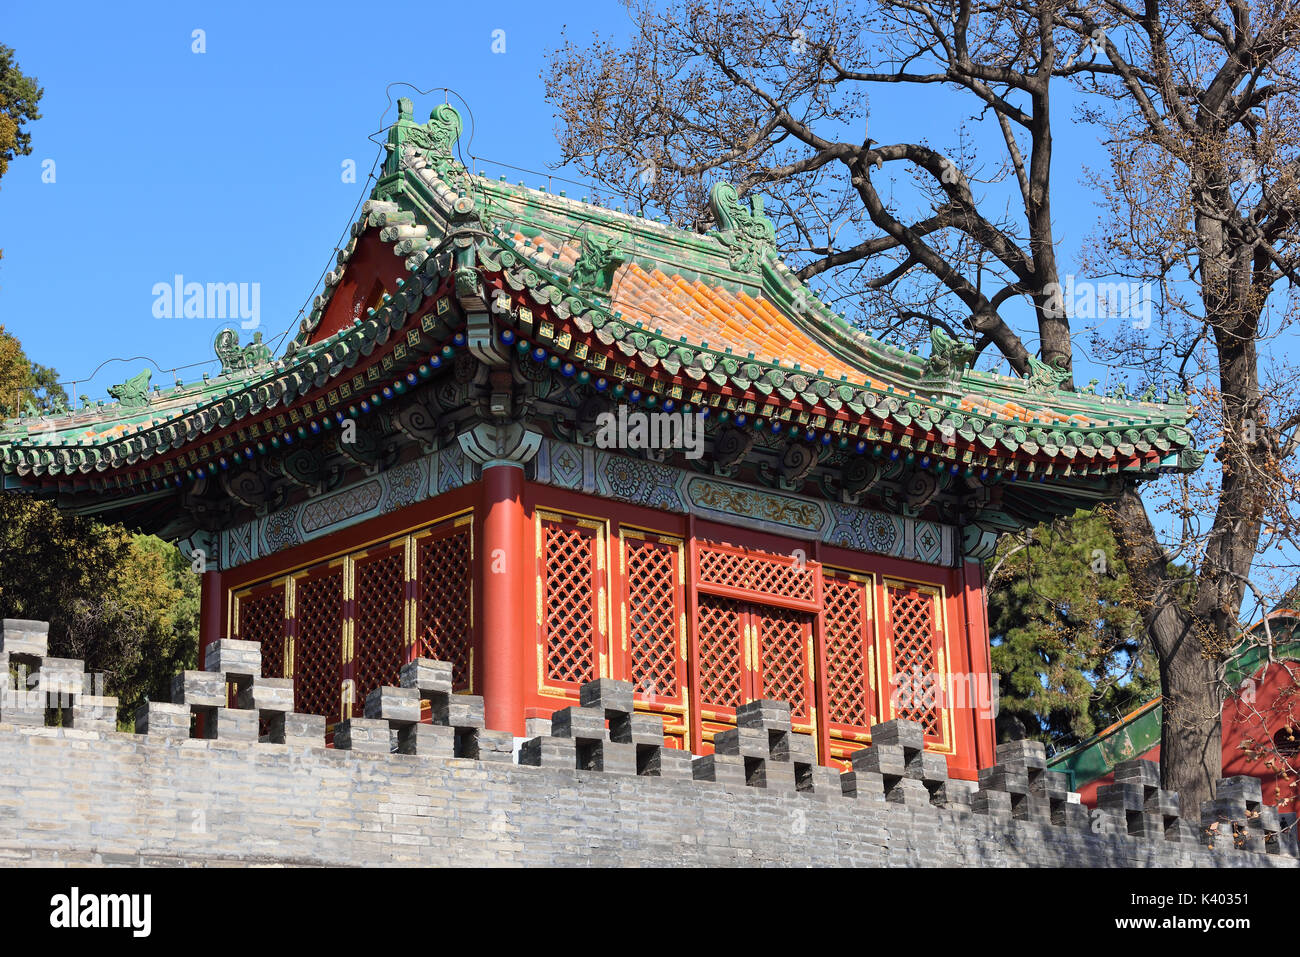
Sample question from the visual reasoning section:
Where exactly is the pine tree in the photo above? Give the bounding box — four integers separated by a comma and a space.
987, 509, 1163, 752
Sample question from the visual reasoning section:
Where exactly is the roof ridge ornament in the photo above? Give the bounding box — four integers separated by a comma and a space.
570, 230, 628, 292
1024, 354, 1071, 394
423, 103, 464, 158
920, 327, 977, 385
390, 99, 465, 181
708, 181, 776, 273
107, 369, 152, 409
215, 328, 273, 376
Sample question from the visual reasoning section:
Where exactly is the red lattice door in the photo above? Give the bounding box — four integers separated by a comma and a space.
695, 593, 749, 748
232, 580, 287, 731
234, 581, 287, 679
414, 520, 474, 692
537, 512, 605, 694
882, 581, 950, 747
351, 542, 408, 720
622, 532, 688, 749
291, 562, 346, 726
694, 594, 817, 751
692, 540, 821, 754
752, 605, 814, 734
822, 571, 877, 767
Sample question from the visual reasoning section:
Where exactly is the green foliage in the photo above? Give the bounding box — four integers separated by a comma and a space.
0, 497, 199, 725
0, 325, 65, 416
0, 332, 195, 723
0, 43, 42, 184
987, 509, 1162, 752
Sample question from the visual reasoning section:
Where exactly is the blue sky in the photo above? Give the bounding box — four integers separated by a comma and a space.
0, 1, 623, 394
1, 0, 1128, 399
10, 2, 1271, 605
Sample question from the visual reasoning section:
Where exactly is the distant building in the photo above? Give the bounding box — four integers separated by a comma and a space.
1049, 611, 1300, 809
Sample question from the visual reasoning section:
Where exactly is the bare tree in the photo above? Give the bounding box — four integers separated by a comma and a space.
1052, 0, 1300, 807
546, 0, 1300, 810
547, 0, 1074, 372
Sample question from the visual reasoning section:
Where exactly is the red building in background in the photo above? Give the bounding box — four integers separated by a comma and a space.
1051, 610, 1300, 809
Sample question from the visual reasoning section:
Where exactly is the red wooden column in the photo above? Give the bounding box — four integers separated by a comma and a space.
960, 558, 997, 770
195, 566, 224, 738
810, 540, 832, 767
480, 462, 528, 735
198, 569, 224, 670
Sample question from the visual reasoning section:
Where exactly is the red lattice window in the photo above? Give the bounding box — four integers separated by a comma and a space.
755, 606, 811, 721
415, 524, 473, 691
626, 536, 681, 699
540, 516, 600, 687
697, 594, 746, 710
237, 584, 286, 680
697, 543, 815, 603
887, 584, 942, 737
352, 547, 407, 716
293, 566, 345, 724
824, 575, 873, 729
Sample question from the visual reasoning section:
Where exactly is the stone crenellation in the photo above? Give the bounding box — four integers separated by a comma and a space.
1, 617, 1297, 866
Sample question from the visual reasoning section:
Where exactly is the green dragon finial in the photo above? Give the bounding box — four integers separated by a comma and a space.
1023, 355, 1071, 394
407, 103, 464, 180
215, 329, 273, 375
425, 104, 463, 155
244, 332, 272, 367
570, 231, 628, 291
387, 99, 465, 181
922, 327, 977, 380
709, 182, 776, 273
108, 369, 152, 408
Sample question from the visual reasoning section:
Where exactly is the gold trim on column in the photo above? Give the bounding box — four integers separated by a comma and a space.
285, 576, 295, 676
403, 534, 416, 652
342, 555, 355, 718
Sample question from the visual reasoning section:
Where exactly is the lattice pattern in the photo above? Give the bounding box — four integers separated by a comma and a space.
352, 550, 406, 716
626, 538, 679, 698
416, 528, 473, 691
889, 585, 941, 736
757, 606, 809, 719
824, 577, 870, 727
542, 519, 597, 685
697, 595, 745, 709
697, 544, 815, 602
238, 586, 285, 680
293, 569, 344, 723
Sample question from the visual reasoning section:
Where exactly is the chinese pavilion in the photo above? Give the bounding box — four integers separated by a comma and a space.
0, 99, 1202, 780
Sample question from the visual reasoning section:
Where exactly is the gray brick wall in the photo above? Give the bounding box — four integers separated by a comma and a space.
0, 724, 1290, 868
0, 626, 1290, 868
